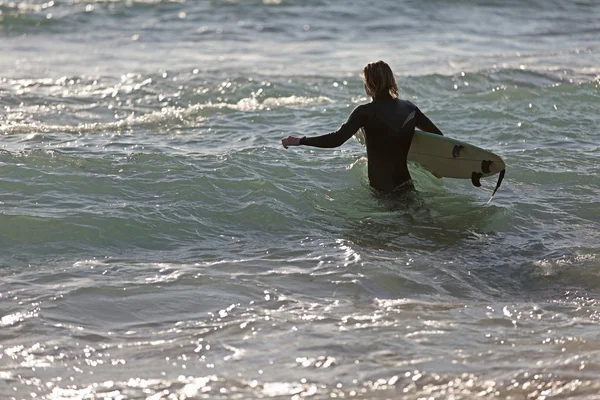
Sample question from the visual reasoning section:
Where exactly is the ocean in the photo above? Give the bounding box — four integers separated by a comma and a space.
1, 0, 600, 398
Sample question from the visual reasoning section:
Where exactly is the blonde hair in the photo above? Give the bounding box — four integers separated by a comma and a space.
361, 60, 399, 98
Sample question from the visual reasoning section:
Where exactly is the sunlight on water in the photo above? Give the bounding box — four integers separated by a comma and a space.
1, 0, 600, 398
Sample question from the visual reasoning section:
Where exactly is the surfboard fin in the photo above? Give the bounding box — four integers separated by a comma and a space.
487, 169, 506, 204
452, 145, 464, 158
481, 160, 493, 174
471, 172, 482, 187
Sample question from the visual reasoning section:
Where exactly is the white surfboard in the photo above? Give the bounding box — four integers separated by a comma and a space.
355, 129, 506, 197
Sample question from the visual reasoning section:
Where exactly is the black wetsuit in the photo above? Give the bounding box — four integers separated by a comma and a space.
300, 94, 443, 192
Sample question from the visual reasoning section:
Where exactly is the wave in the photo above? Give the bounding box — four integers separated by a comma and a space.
0, 105, 207, 135
0, 0, 188, 35
0, 96, 330, 135
2, 64, 597, 140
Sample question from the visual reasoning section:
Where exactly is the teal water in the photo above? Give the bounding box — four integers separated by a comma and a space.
1, 1, 600, 399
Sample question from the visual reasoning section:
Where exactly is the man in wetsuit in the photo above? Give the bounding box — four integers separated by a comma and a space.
281, 60, 444, 193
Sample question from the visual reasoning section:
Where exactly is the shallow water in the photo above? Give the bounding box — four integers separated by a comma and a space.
1, 0, 600, 399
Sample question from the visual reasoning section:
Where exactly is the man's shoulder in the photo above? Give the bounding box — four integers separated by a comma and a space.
349, 102, 370, 117
396, 98, 418, 108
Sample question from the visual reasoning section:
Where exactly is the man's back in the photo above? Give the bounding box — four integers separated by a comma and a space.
361, 95, 420, 191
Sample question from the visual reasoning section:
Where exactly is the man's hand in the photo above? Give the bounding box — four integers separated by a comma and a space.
281, 136, 302, 149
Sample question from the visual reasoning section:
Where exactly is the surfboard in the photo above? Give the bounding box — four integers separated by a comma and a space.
355, 129, 506, 197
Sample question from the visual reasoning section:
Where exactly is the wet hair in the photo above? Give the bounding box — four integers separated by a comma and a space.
361, 60, 399, 98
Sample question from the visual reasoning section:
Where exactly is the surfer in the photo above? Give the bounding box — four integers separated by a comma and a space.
281, 60, 444, 193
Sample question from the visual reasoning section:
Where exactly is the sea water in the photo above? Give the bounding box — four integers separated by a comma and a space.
1, 0, 600, 398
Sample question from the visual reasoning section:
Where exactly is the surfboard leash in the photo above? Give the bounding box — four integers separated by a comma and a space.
487, 169, 506, 204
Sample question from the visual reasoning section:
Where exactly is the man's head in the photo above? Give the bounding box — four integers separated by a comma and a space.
361, 60, 398, 98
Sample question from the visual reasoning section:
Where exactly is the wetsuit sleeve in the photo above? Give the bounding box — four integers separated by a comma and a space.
415, 107, 444, 136
300, 106, 365, 148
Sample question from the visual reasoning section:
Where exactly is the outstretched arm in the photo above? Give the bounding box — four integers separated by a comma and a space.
416, 110, 443, 136
282, 106, 365, 149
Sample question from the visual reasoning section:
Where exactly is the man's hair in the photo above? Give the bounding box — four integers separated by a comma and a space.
361, 60, 399, 98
